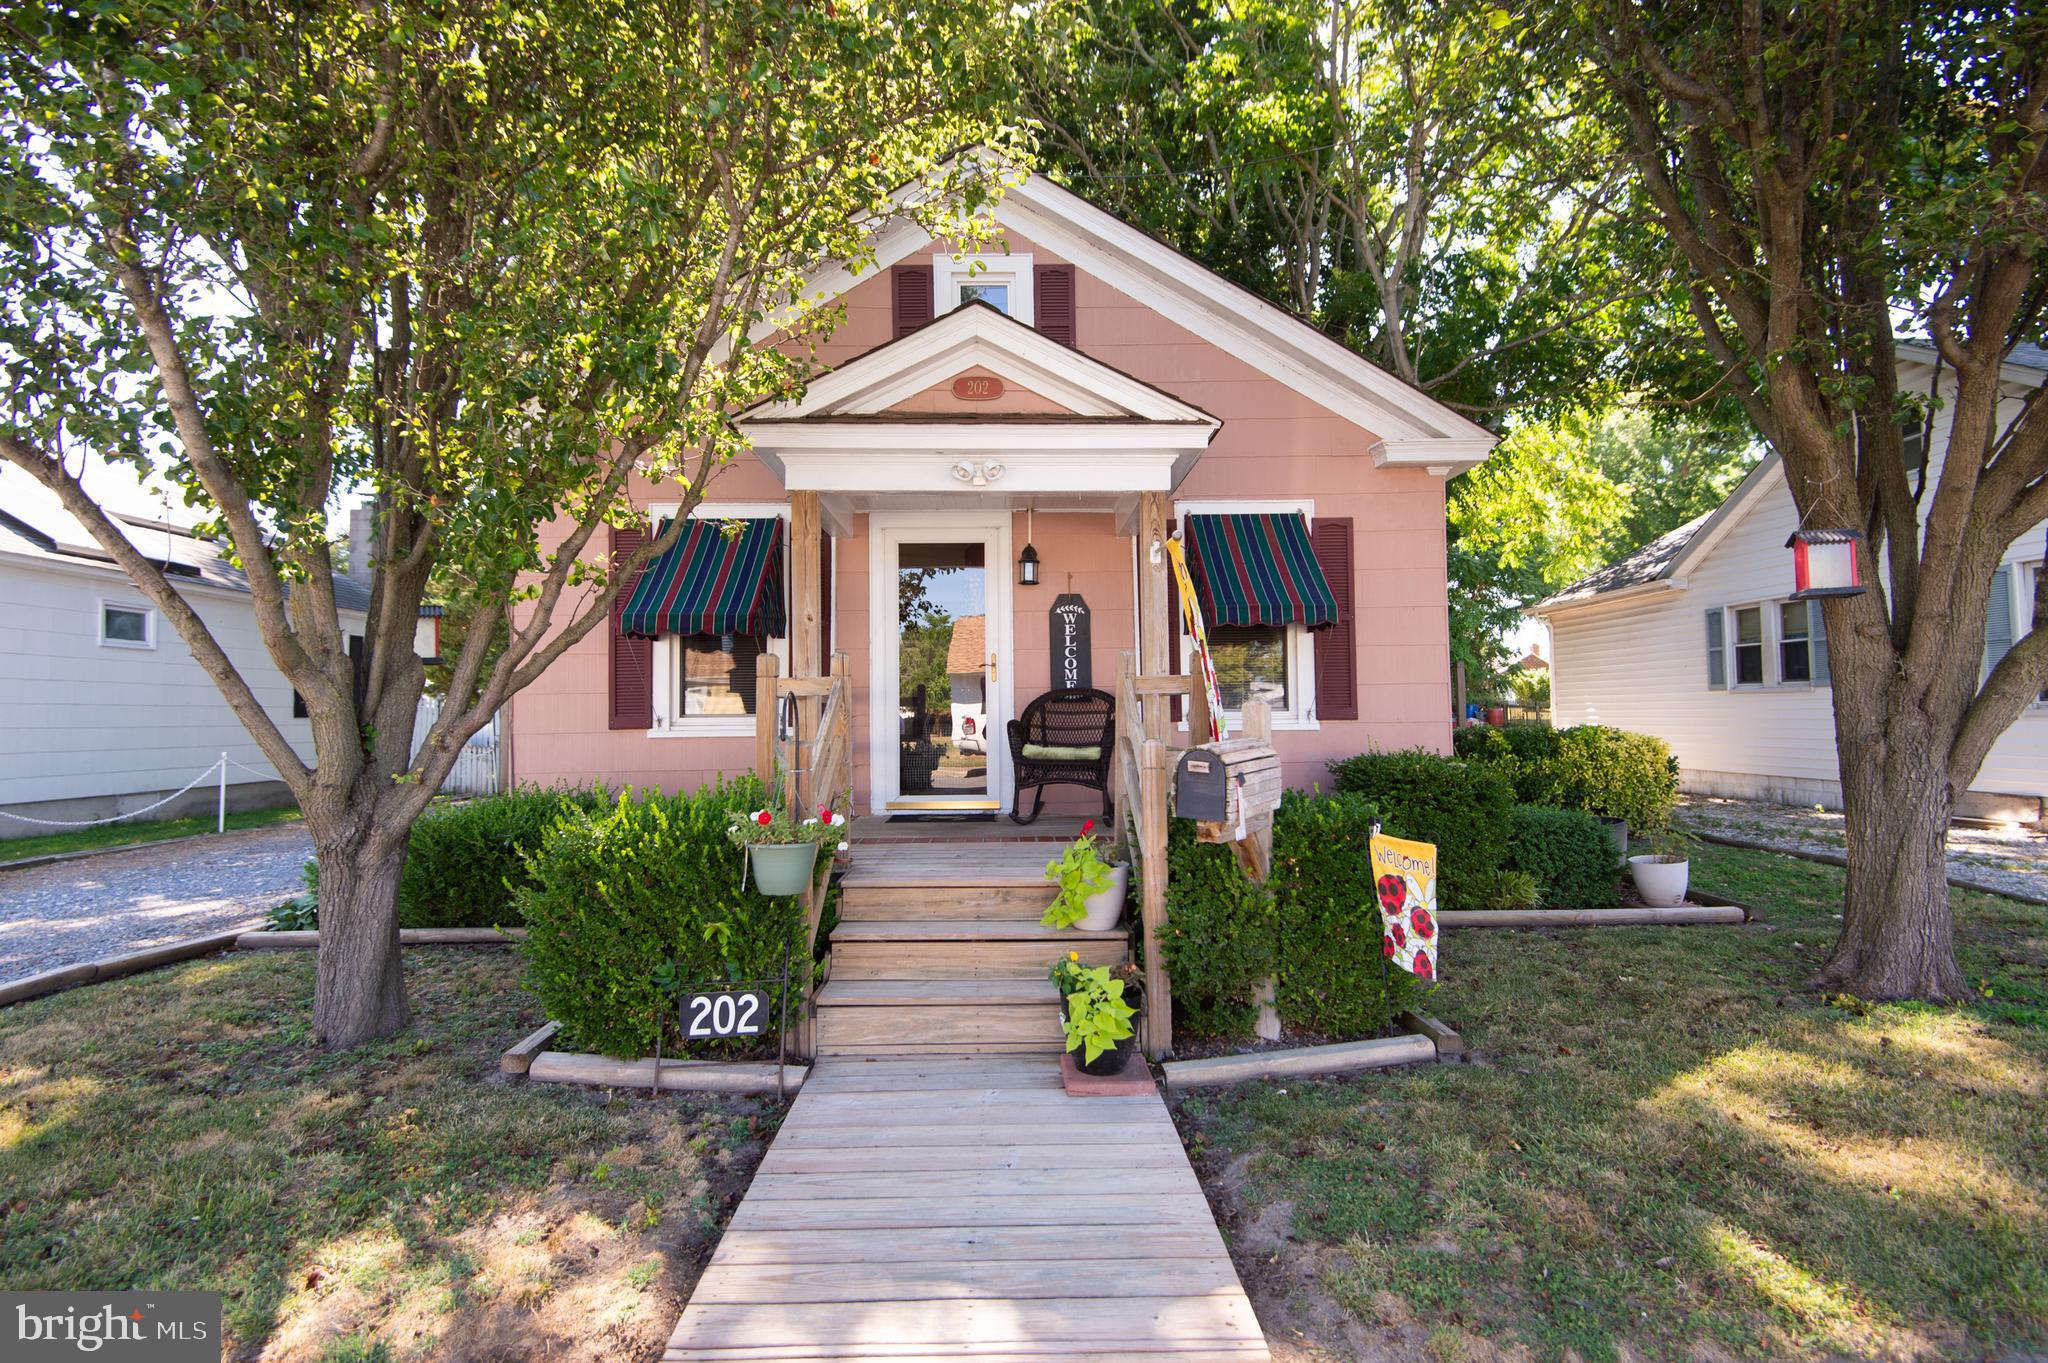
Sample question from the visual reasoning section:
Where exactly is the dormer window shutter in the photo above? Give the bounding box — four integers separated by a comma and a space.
892, 264, 934, 338
1035, 263, 1077, 345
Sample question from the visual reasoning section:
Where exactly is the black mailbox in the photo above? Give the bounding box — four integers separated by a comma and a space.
1175, 748, 1228, 821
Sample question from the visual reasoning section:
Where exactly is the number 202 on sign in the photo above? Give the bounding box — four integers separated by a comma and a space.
682, 990, 768, 1038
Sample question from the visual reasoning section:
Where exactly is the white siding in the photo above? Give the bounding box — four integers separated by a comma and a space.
1547, 384, 2048, 803
0, 557, 355, 805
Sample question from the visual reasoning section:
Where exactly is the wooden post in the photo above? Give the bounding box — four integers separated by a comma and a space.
1135, 491, 1171, 744
755, 652, 782, 798
789, 492, 823, 681
1239, 697, 1279, 1037
1139, 737, 1172, 1058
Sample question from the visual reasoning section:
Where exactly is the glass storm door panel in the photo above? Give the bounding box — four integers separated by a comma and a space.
896, 541, 990, 801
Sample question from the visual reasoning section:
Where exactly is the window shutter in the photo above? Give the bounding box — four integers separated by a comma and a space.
609, 525, 653, 730
1311, 518, 1358, 721
1705, 609, 1726, 689
1983, 565, 2015, 684
1035, 263, 1077, 345
1808, 600, 1830, 685
892, 264, 934, 338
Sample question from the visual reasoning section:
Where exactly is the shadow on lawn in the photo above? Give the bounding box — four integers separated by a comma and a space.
1174, 842, 2048, 1363
0, 949, 779, 1362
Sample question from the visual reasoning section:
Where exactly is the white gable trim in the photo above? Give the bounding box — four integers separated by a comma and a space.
745, 302, 1216, 425
749, 165, 1498, 473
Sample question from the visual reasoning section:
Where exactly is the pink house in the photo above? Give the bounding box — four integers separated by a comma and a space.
503, 171, 1496, 819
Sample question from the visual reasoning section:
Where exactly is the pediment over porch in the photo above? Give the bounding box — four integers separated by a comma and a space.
734, 301, 1219, 515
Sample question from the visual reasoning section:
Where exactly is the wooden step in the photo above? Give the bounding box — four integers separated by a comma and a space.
837, 882, 1057, 920
829, 920, 1125, 980
812, 978, 1065, 1056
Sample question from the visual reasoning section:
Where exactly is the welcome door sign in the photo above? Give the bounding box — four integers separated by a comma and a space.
1050, 593, 1092, 690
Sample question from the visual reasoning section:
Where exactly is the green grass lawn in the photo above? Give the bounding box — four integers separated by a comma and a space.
1173, 836, 2048, 1362
0, 804, 304, 864
0, 949, 775, 1362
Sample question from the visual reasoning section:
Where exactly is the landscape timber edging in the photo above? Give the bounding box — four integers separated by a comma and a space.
1437, 897, 1749, 929
501, 1020, 562, 1074
1161, 1033, 1436, 1095
234, 927, 527, 949
524, 1050, 806, 1096
0, 926, 253, 1009
1398, 1010, 1467, 1059
1686, 827, 2048, 907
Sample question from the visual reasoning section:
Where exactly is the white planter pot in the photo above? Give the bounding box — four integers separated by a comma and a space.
1079, 863, 1130, 931
1629, 855, 1690, 907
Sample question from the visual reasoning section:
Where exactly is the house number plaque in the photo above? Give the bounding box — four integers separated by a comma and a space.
952, 375, 1005, 401
681, 989, 769, 1038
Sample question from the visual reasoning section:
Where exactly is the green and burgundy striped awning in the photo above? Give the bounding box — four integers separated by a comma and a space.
1185, 513, 1338, 630
621, 517, 786, 639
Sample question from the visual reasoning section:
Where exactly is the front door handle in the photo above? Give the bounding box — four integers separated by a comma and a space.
987, 654, 998, 682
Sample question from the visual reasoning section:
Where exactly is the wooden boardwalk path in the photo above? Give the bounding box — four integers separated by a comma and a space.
663, 1055, 1270, 1362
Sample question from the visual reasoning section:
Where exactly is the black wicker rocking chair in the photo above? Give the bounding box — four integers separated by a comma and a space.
1006, 687, 1116, 824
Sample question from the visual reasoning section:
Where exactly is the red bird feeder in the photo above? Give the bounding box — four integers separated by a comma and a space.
1786, 529, 1866, 600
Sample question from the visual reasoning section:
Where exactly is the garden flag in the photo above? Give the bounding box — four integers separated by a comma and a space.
1370, 827, 1439, 981
1164, 534, 1228, 742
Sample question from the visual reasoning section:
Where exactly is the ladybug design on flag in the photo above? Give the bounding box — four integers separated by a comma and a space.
1383, 934, 1397, 958
1410, 907, 1435, 941
1376, 874, 1406, 913
1388, 920, 1407, 949
1413, 950, 1434, 980
1370, 828, 1440, 983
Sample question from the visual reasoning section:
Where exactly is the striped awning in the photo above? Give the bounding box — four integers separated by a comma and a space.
620, 518, 785, 639
1184, 513, 1337, 630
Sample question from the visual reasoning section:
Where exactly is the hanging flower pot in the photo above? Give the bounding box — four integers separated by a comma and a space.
747, 842, 819, 897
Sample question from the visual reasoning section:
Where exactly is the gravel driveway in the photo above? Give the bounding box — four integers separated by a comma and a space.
0, 824, 312, 985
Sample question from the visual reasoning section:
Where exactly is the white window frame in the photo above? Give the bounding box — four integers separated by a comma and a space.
1724, 601, 1769, 689
1773, 597, 1816, 687
645, 501, 791, 739
2024, 560, 2046, 710
933, 252, 1034, 326
1173, 497, 1318, 731
97, 599, 156, 650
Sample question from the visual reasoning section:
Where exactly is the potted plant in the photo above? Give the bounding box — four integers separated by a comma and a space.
1628, 834, 1690, 906
1049, 954, 1140, 1075
1041, 818, 1128, 930
726, 803, 847, 896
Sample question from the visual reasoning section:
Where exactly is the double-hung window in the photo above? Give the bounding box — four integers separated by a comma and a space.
1731, 605, 1765, 685
1708, 599, 1829, 690
932, 254, 1034, 325
645, 502, 792, 737
1173, 499, 1323, 730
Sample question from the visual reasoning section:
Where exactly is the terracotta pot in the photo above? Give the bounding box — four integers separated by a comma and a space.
1486, 706, 1507, 726
1629, 855, 1690, 907
1078, 863, 1130, 931
747, 842, 818, 897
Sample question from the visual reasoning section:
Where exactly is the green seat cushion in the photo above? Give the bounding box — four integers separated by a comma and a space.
1022, 742, 1103, 761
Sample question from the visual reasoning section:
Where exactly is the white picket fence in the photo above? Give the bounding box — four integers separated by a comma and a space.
413, 698, 502, 797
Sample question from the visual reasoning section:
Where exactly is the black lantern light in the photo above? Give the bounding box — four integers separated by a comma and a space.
1018, 504, 1040, 585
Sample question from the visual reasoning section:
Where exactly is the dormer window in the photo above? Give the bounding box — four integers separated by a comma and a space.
934, 254, 1033, 326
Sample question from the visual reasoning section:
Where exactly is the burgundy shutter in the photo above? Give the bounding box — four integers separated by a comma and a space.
1035, 264, 1076, 345
608, 525, 653, 730
892, 264, 934, 338
1311, 518, 1357, 721
818, 530, 833, 663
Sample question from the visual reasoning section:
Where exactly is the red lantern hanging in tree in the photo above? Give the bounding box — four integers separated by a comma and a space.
1786, 529, 1866, 600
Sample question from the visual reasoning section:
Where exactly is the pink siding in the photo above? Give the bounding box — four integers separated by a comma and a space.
508, 231, 1453, 799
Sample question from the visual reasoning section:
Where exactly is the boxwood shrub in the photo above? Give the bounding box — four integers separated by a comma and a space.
397, 786, 611, 928
1157, 824, 1276, 1038
1270, 791, 1422, 1035
1505, 804, 1621, 909
1326, 749, 1512, 910
517, 778, 816, 1058
1452, 721, 1563, 803
1539, 725, 1679, 830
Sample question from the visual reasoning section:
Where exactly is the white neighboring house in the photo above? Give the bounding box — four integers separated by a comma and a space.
0, 465, 370, 837
1530, 342, 2048, 826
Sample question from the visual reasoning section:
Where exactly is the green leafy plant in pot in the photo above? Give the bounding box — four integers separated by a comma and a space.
1041, 819, 1128, 930
726, 803, 846, 897
1050, 953, 1140, 1074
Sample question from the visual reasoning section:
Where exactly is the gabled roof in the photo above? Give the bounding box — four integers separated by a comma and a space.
0, 464, 370, 613
944, 616, 986, 676
762, 160, 1500, 473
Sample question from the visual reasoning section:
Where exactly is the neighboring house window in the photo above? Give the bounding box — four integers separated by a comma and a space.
678, 633, 763, 717
1730, 605, 1764, 685
933, 254, 1034, 325
98, 601, 154, 649
1982, 564, 2013, 686
2031, 562, 2047, 705
1208, 623, 1289, 712
1778, 601, 1813, 683
292, 691, 308, 719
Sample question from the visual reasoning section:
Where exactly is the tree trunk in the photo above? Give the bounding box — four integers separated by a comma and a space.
311, 826, 412, 1048
1816, 688, 1970, 1001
